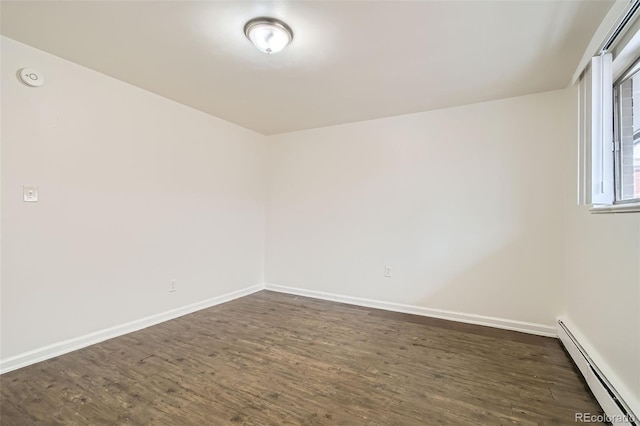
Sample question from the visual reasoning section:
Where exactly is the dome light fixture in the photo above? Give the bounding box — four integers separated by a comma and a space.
244, 17, 293, 54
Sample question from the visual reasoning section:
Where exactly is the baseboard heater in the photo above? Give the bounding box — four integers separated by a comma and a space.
558, 320, 637, 426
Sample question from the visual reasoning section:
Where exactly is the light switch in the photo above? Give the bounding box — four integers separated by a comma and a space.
23, 186, 38, 202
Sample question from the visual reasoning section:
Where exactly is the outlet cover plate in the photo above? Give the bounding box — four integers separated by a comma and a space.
23, 186, 38, 202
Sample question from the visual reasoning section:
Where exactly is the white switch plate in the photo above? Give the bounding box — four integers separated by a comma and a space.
384, 266, 392, 277
23, 186, 38, 202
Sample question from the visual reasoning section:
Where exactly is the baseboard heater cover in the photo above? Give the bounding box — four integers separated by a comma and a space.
557, 320, 638, 426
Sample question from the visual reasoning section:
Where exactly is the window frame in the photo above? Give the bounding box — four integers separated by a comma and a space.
613, 59, 640, 205
590, 54, 614, 206
586, 53, 640, 213
578, 1, 640, 213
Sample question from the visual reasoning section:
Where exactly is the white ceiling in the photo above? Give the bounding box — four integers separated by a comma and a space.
1, 1, 613, 135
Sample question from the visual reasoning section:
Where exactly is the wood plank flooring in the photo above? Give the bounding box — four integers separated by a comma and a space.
0, 291, 605, 425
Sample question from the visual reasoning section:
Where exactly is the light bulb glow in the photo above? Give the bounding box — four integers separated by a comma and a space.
244, 18, 293, 54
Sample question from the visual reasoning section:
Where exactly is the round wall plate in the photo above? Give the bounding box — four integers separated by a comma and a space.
18, 68, 44, 87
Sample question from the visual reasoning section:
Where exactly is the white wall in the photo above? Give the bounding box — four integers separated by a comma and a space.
3, 34, 637, 412
0, 37, 267, 360
563, 88, 640, 411
266, 89, 573, 329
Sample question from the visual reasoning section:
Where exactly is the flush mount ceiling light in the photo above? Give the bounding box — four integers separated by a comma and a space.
244, 17, 293, 54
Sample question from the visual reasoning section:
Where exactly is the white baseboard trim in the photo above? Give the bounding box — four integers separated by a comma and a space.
0, 282, 560, 375
0, 284, 263, 375
265, 283, 557, 337
557, 317, 638, 425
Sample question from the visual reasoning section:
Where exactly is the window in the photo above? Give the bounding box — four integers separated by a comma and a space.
614, 62, 640, 203
576, 1, 640, 212
579, 34, 640, 210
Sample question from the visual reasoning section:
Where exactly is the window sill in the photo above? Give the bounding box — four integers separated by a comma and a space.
589, 202, 640, 214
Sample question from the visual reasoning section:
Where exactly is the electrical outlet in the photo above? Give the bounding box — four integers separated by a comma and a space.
169, 280, 177, 292
23, 185, 38, 202
384, 266, 392, 278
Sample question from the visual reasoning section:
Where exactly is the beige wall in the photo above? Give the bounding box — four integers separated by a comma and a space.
1, 37, 267, 359
563, 88, 640, 411
266, 90, 572, 328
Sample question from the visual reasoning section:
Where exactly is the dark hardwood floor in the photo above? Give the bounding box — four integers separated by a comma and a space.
0, 291, 605, 425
